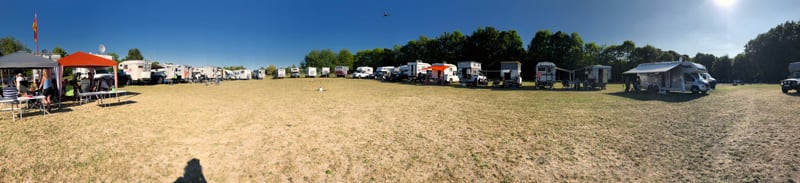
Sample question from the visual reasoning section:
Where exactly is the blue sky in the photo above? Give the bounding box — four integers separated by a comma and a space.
1, 0, 798, 69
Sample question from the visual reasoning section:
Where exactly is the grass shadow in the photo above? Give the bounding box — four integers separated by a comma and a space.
174, 158, 207, 183
99, 100, 137, 108
606, 91, 707, 102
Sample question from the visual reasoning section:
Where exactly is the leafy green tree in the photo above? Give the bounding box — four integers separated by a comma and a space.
0, 37, 27, 56
107, 52, 120, 63
52, 46, 68, 57
266, 64, 276, 75
124, 48, 144, 60
712, 56, 733, 81
223, 65, 246, 70
744, 21, 800, 82
694, 53, 716, 70
337, 49, 354, 68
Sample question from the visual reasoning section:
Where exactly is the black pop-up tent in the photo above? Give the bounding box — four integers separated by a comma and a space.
0, 51, 61, 85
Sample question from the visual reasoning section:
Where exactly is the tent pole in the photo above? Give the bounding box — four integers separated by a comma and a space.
114, 66, 118, 102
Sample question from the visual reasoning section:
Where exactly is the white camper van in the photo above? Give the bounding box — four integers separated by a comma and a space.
535, 62, 557, 89
119, 60, 153, 84
321, 67, 331, 77
352, 66, 374, 79
429, 63, 459, 84
233, 69, 251, 80
624, 61, 712, 94
457, 61, 487, 87
290, 68, 301, 78
375, 66, 394, 80
407, 60, 431, 82
275, 68, 286, 79
501, 61, 523, 88
306, 67, 317, 78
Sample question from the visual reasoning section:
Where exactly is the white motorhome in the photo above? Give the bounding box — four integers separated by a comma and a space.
457, 61, 487, 86
582, 65, 612, 90
321, 67, 331, 77
374, 66, 394, 80
290, 68, 301, 78
535, 62, 557, 89
275, 68, 286, 79
252, 69, 266, 79
195, 66, 219, 79
232, 69, 252, 80
429, 63, 459, 84
118, 60, 153, 84
407, 60, 431, 82
335, 66, 348, 77
624, 61, 712, 94
162, 64, 192, 82
352, 66, 374, 79
306, 67, 317, 78
500, 61, 523, 88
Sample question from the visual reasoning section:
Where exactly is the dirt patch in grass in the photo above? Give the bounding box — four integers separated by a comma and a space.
0, 80, 797, 182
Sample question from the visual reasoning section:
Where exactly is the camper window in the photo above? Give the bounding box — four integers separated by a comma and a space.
138, 65, 143, 69
684, 73, 695, 82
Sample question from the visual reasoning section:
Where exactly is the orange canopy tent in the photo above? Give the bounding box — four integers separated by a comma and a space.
58, 51, 120, 102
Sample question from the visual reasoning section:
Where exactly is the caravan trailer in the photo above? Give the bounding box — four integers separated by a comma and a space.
407, 60, 431, 82
457, 61, 487, 86
275, 68, 286, 79
429, 63, 459, 84
321, 67, 331, 77
624, 61, 712, 94
352, 66, 374, 79
500, 61, 522, 88
583, 65, 612, 90
118, 60, 153, 84
307, 67, 317, 78
233, 69, 252, 80
535, 62, 557, 89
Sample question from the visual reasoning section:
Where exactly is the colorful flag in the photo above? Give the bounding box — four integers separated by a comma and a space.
33, 13, 38, 42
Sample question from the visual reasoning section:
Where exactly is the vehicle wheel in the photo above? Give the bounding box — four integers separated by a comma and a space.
691, 86, 700, 94
782, 88, 789, 93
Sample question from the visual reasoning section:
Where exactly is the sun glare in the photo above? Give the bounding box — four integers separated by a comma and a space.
713, 0, 735, 8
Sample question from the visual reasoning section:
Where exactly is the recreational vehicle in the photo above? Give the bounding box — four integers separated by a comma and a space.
407, 60, 431, 82
535, 62, 557, 89
307, 67, 317, 78
582, 65, 612, 90
457, 61, 487, 87
500, 61, 523, 88
233, 69, 252, 80
195, 66, 219, 80
781, 62, 800, 93
352, 66, 374, 79
374, 66, 394, 80
252, 69, 265, 79
335, 66, 348, 77
118, 60, 153, 84
321, 67, 331, 77
429, 63, 459, 84
389, 65, 409, 82
623, 61, 712, 94
290, 68, 301, 78
275, 68, 286, 79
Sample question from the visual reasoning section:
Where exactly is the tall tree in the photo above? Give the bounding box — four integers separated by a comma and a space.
337, 49, 354, 68
712, 56, 733, 81
266, 64, 277, 75
0, 37, 27, 56
124, 48, 144, 60
52, 46, 68, 57
744, 21, 800, 82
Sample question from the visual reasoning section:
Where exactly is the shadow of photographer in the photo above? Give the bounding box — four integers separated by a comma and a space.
174, 158, 207, 183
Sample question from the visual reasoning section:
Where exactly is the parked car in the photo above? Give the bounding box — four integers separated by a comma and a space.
781, 62, 800, 93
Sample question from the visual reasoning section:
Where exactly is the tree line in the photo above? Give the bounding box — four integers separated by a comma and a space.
301, 21, 800, 82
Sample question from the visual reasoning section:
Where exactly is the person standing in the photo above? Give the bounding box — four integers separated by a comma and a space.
624, 75, 631, 93
38, 69, 54, 109
15, 73, 24, 96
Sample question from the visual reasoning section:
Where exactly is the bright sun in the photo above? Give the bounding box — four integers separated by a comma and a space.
713, 0, 735, 8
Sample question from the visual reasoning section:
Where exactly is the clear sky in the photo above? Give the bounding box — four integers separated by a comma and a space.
1, 0, 798, 69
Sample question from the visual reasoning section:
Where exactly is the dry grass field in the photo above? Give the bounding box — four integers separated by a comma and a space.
0, 79, 798, 182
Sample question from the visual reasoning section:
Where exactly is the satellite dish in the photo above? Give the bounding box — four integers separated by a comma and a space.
98, 44, 106, 54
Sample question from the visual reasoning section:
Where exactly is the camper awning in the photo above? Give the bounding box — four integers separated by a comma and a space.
623, 62, 681, 74
0, 51, 58, 69
429, 65, 450, 71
